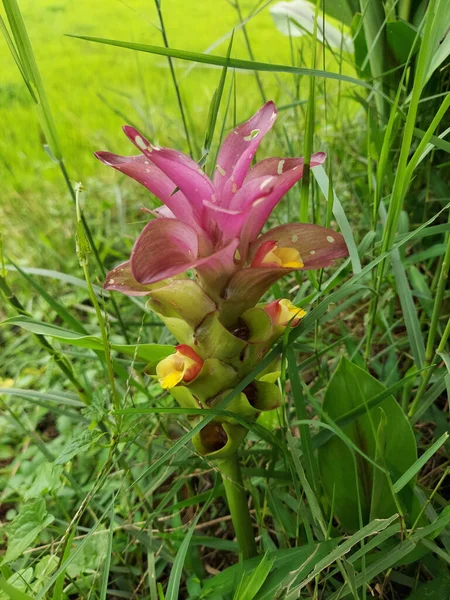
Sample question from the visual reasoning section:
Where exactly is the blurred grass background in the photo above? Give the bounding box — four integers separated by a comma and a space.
0, 0, 356, 268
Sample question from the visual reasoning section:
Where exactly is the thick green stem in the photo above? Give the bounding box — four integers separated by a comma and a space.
218, 455, 257, 559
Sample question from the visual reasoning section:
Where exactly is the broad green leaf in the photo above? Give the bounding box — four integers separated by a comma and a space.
1, 316, 174, 363
0, 573, 35, 600
386, 20, 419, 64
317, 357, 417, 531
54, 430, 103, 465
423, 0, 450, 86
350, 12, 371, 78
406, 574, 450, 600
2, 499, 54, 564
23, 463, 63, 501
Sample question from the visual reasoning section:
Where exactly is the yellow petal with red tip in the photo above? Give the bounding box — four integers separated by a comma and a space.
277, 299, 306, 326
156, 345, 203, 389
156, 354, 185, 389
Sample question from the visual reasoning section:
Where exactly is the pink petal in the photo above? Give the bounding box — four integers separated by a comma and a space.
150, 205, 176, 219
202, 177, 276, 244
244, 153, 326, 183
250, 223, 348, 269
95, 151, 197, 227
122, 126, 214, 226
213, 101, 278, 207
220, 222, 348, 317
131, 219, 201, 284
237, 152, 327, 250
195, 238, 240, 293
104, 261, 155, 296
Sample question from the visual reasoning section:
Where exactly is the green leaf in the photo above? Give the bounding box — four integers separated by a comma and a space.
23, 462, 63, 501
291, 515, 399, 592
0, 576, 35, 600
386, 20, 419, 64
313, 165, 361, 274
1, 316, 174, 363
202, 540, 339, 599
423, 0, 450, 86
67, 34, 389, 99
54, 430, 103, 465
351, 13, 371, 79
317, 357, 417, 531
406, 574, 450, 600
393, 432, 449, 493
2, 499, 54, 564
233, 552, 274, 600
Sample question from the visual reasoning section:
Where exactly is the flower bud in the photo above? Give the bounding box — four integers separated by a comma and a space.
156, 344, 203, 389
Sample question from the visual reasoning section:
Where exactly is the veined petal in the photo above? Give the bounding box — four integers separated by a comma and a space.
237, 152, 327, 249
104, 261, 155, 296
220, 222, 347, 321
195, 238, 240, 296
213, 101, 278, 207
250, 223, 348, 270
123, 126, 214, 225
131, 219, 201, 284
202, 201, 251, 244
221, 266, 296, 320
95, 152, 197, 227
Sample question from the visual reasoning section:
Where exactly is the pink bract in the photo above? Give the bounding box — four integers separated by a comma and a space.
96, 101, 348, 301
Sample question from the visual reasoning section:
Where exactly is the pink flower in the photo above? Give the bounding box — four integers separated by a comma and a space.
97, 102, 348, 304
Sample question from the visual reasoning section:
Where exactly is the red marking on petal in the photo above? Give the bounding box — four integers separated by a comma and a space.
250, 241, 277, 267
264, 299, 282, 323
176, 345, 204, 382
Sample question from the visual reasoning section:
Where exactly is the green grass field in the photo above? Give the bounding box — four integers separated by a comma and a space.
1, 0, 357, 267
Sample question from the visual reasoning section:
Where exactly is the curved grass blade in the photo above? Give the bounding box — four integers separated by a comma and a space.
67, 34, 392, 102
1, 316, 174, 363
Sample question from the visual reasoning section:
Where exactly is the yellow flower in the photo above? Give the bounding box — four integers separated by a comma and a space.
156, 345, 203, 389
251, 241, 304, 269
265, 298, 306, 327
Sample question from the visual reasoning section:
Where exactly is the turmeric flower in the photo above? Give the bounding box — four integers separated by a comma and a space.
97, 101, 347, 308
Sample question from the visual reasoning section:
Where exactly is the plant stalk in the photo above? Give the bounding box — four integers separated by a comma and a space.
218, 455, 257, 559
